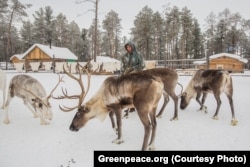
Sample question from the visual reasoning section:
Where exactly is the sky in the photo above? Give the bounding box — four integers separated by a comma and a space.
19, 0, 250, 37
0, 70, 249, 166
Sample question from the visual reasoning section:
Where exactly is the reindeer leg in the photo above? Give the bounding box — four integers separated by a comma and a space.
148, 108, 157, 150
195, 91, 202, 110
1, 88, 6, 109
136, 110, 152, 151
4, 95, 12, 124
156, 92, 169, 119
25, 101, 39, 118
4, 103, 10, 124
40, 109, 49, 125
109, 111, 117, 133
226, 94, 238, 126
45, 109, 53, 120
212, 94, 221, 120
27, 100, 49, 125
112, 107, 124, 144
196, 91, 207, 112
200, 93, 208, 113
123, 108, 130, 119
169, 91, 179, 121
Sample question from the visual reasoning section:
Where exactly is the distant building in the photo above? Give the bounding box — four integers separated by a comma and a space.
10, 44, 78, 72
10, 54, 24, 63
194, 53, 248, 73
21, 43, 78, 62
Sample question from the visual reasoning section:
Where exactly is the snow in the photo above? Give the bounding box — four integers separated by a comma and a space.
0, 70, 250, 167
91, 56, 120, 63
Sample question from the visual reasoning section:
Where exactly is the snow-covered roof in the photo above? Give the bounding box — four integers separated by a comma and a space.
194, 53, 248, 65
10, 54, 23, 60
90, 56, 120, 63
22, 43, 77, 60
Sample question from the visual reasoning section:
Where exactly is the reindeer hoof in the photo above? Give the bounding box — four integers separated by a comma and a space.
112, 138, 124, 144
197, 106, 208, 113
40, 121, 50, 125
212, 116, 219, 120
147, 145, 155, 151
231, 119, 238, 126
4, 119, 10, 124
156, 115, 162, 119
203, 106, 208, 113
122, 114, 129, 119
170, 117, 178, 121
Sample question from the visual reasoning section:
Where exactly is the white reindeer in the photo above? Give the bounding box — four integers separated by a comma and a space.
0, 69, 6, 109
4, 74, 62, 125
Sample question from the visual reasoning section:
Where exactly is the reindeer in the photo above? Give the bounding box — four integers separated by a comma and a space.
0, 69, 6, 109
109, 68, 183, 132
54, 64, 164, 150
180, 69, 237, 125
127, 68, 181, 119
4, 74, 62, 125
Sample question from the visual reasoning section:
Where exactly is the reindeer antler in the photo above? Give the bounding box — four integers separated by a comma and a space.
53, 62, 91, 112
19, 74, 64, 108
47, 74, 64, 100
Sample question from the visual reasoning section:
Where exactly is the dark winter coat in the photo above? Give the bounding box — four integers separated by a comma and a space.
120, 42, 145, 75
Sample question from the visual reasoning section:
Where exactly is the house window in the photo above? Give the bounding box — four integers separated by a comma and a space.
216, 64, 224, 69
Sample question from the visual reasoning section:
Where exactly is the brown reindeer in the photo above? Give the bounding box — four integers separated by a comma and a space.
131, 68, 181, 119
180, 69, 237, 125
109, 68, 183, 132
54, 64, 164, 150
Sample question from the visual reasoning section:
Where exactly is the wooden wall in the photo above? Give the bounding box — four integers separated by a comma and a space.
197, 56, 244, 73
24, 46, 51, 61
10, 56, 23, 63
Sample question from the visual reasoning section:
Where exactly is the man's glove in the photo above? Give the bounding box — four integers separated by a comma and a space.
123, 67, 134, 75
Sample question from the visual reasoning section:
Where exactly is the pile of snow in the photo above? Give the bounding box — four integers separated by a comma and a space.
91, 56, 120, 63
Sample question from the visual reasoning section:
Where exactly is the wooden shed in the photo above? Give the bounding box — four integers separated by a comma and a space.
194, 53, 248, 73
10, 54, 24, 63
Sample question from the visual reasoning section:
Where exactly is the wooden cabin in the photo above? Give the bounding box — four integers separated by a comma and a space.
194, 53, 248, 73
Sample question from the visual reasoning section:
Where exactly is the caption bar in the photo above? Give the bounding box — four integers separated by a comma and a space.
94, 151, 249, 167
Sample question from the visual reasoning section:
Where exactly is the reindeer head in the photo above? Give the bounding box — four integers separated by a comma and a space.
180, 92, 189, 109
69, 105, 91, 131
30, 97, 52, 119
22, 74, 64, 120
53, 63, 91, 131
180, 87, 197, 110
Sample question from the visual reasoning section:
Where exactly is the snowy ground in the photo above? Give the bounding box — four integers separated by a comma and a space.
0, 70, 249, 167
